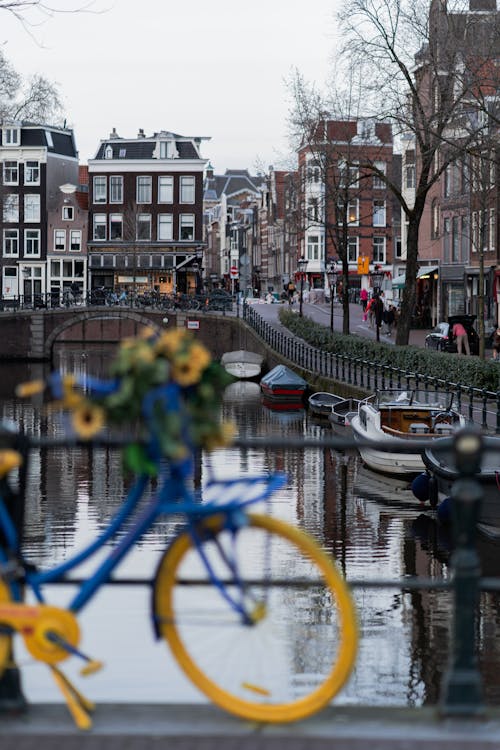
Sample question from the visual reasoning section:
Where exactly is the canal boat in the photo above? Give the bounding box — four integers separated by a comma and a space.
308, 391, 346, 418
421, 435, 500, 536
221, 350, 263, 380
328, 397, 362, 431
350, 389, 466, 476
259, 365, 307, 407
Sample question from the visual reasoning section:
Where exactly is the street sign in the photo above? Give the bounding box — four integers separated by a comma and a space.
230, 266, 239, 279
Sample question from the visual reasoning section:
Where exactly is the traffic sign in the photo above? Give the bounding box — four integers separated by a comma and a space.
230, 266, 239, 279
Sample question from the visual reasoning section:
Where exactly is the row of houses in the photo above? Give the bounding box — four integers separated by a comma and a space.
0, 0, 498, 326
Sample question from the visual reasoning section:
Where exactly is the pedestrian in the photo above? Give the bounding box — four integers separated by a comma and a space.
360, 288, 368, 312
384, 305, 395, 336
452, 321, 470, 355
287, 281, 296, 305
372, 294, 384, 337
493, 327, 500, 360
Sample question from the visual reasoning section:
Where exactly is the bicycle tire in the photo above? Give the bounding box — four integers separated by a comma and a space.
153, 512, 357, 723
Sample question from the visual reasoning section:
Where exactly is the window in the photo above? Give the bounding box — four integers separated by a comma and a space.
136, 176, 152, 203
338, 160, 358, 188
137, 213, 151, 240
347, 199, 358, 226
3, 230, 18, 256
110, 214, 123, 240
373, 200, 386, 227
452, 216, 459, 262
405, 163, 415, 189
395, 237, 402, 258
444, 165, 451, 197
24, 194, 40, 222
444, 217, 451, 260
158, 214, 173, 241
158, 176, 173, 203
307, 160, 321, 183
347, 236, 358, 263
307, 234, 321, 260
3, 194, 18, 222
180, 176, 195, 203
431, 200, 440, 238
372, 161, 386, 189
25, 161, 40, 185
179, 214, 194, 241
54, 230, 66, 251
490, 209, 496, 252
372, 236, 386, 263
93, 214, 106, 240
308, 198, 319, 222
119, 148, 126, 158
62, 205, 74, 221
70, 230, 82, 251
3, 161, 18, 185
461, 215, 469, 260
93, 176, 107, 203
25, 229, 40, 256
3, 128, 20, 145
105, 145, 113, 159
160, 141, 176, 158
109, 176, 123, 203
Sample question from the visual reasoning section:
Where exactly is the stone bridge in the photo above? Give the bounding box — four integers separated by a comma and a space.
0, 307, 259, 362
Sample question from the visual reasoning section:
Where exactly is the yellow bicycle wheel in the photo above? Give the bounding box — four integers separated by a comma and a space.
0, 577, 13, 677
153, 513, 357, 723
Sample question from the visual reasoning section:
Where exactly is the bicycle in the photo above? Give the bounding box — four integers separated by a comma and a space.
0, 330, 358, 730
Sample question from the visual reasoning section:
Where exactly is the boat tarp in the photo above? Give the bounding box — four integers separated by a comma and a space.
221, 350, 263, 366
260, 365, 307, 390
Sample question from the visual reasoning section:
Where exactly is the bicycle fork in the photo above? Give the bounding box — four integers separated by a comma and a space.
0, 601, 102, 729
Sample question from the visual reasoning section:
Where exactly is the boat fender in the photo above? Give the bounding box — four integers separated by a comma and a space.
437, 496, 452, 525
428, 475, 439, 509
411, 472, 430, 503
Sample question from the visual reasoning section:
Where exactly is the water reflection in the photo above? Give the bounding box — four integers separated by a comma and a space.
1, 343, 500, 707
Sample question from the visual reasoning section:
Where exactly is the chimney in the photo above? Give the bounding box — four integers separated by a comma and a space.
138, 128, 145, 138
110, 127, 119, 138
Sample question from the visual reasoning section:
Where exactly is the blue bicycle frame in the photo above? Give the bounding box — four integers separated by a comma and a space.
0, 462, 287, 620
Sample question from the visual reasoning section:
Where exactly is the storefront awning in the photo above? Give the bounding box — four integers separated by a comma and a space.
392, 266, 439, 288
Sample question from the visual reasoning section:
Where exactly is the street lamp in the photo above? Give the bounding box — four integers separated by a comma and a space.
370, 265, 385, 342
297, 256, 308, 317
326, 259, 338, 333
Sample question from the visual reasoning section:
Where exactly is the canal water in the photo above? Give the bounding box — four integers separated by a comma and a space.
2, 343, 500, 709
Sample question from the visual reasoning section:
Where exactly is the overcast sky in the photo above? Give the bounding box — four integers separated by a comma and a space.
2, 0, 339, 174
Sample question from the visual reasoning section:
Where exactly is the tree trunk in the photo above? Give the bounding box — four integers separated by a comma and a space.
395, 215, 420, 346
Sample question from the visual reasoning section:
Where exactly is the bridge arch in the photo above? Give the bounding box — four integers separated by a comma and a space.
45, 308, 165, 360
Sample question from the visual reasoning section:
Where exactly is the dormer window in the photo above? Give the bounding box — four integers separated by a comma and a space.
105, 145, 113, 159
62, 205, 74, 221
160, 141, 175, 159
119, 148, 126, 158
3, 127, 20, 146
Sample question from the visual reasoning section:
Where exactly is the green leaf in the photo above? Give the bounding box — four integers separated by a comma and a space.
123, 443, 158, 476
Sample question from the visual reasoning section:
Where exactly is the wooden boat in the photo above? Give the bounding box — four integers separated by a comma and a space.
328, 397, 361, 429
259, 365, 307, 407
350, 389, 466, 476
221, 350, 263, 380
308, 391, 345, 418
421, 435, 500, 535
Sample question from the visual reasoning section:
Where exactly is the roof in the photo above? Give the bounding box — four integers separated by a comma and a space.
93, 133, 203, 161
203, 169, 265, 202
0, 124, 77, 157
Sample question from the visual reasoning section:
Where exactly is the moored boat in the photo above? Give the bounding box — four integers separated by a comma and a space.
421, 435, 500, 535
350, 389, 466, 476
221, 350, 263, 380
308, 391, 346, 418
328, 397, 361, 430
259, 364, 307, 407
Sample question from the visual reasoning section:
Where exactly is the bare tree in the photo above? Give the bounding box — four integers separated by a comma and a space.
323, 0, 500, 345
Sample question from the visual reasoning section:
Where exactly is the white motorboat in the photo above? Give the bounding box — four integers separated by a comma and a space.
221, 350, 263, 380
350, 389, 466, 476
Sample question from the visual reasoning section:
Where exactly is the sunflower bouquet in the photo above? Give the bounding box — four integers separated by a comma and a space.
16, 328, 235, 475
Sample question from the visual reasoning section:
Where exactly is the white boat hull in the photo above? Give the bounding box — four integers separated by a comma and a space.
351, 415, 426, 475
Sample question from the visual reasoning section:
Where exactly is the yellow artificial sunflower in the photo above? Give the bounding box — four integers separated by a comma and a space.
71, 402, 106, 439
171, 342, 211, 387
15, 380, 45, 398
154, 329, 189, 359
204, 420, 237, 450
0, 450, 23, 478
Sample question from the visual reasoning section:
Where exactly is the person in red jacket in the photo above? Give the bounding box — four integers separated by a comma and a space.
452, 321, 470, 355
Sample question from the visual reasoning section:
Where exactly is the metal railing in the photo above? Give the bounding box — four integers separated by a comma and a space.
243, 303, 500, 434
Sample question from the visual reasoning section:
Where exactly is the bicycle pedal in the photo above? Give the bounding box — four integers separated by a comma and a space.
81, 659, 103, 677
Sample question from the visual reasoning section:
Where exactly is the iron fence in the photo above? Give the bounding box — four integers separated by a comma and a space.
243, 303, 500, 434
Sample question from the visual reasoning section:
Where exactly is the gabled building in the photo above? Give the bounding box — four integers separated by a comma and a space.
47, 182, 88, 302
87, 128, 209, 295
203, 167, 265, 292
0, 121, 79, 301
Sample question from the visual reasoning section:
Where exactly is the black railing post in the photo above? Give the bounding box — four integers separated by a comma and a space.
440, 430, 485, 717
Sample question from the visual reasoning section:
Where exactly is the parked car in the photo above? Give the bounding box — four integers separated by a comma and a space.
424, 314, 479, 355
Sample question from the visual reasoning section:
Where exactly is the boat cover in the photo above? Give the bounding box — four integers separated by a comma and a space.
260, 365, 307, 391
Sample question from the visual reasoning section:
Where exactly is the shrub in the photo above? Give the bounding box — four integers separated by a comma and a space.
278, 308, 499, 392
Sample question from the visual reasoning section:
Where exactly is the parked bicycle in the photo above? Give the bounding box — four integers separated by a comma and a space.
0, 330, 358, 730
